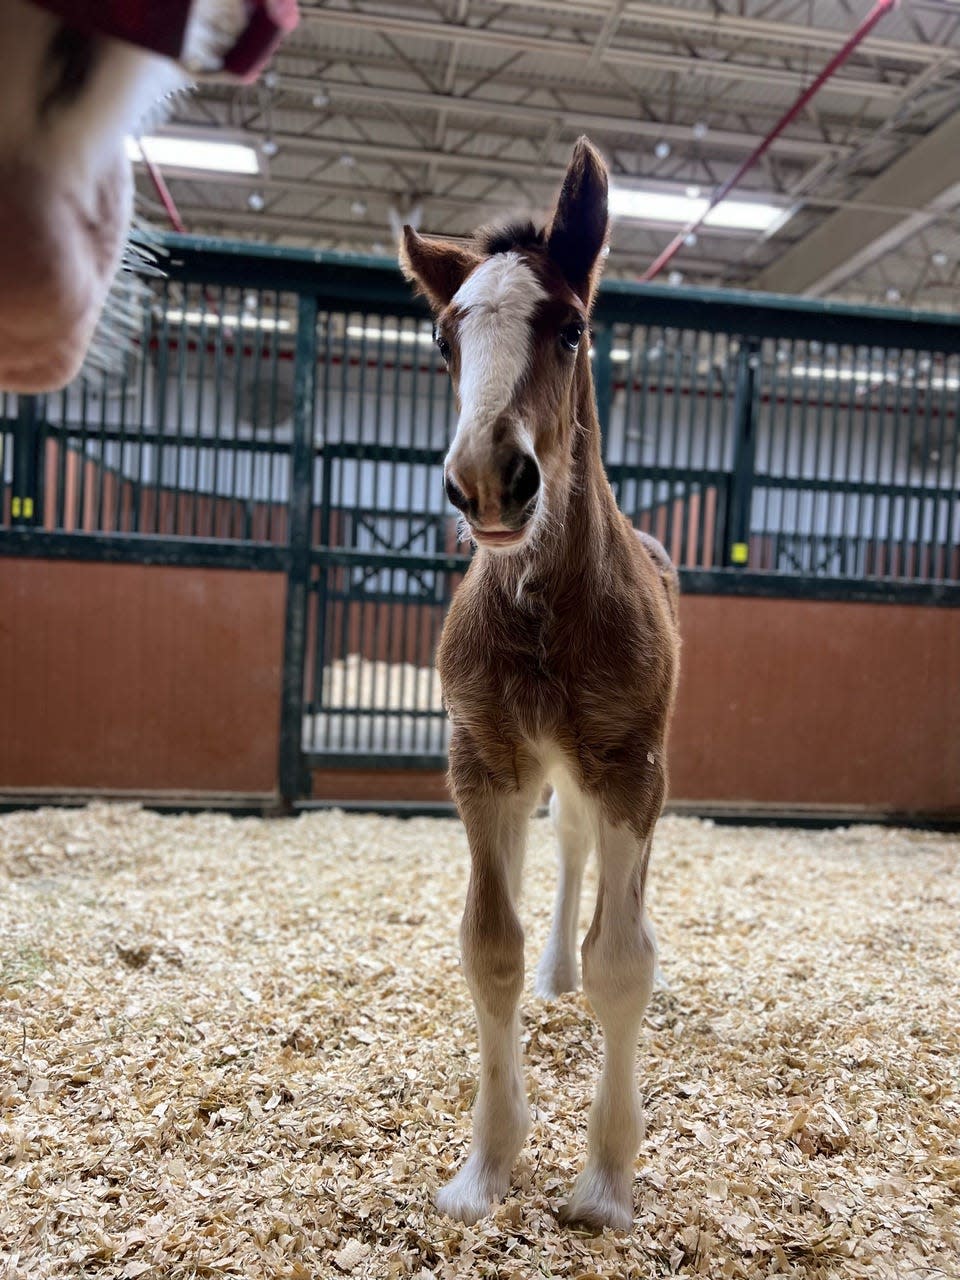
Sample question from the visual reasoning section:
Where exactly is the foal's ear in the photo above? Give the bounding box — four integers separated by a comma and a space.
546, 136, 609, 307
399, 226, 481, 311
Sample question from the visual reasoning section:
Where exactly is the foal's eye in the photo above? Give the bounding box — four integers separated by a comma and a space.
560, 322, 585, 352
435, 329, 452, 362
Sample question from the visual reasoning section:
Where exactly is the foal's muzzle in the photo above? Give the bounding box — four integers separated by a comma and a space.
444, 449, 541, 541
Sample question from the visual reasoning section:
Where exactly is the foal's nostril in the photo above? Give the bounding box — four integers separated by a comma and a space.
506, 453, 541, 512
444, 471, 470, 513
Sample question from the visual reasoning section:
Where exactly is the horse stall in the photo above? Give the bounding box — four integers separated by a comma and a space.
2, 239, 958, 1277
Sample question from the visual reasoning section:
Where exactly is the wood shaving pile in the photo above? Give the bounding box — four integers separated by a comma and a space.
1, 804, 958, 1279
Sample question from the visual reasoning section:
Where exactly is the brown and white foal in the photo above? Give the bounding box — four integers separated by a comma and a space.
400, 138, 680, 1231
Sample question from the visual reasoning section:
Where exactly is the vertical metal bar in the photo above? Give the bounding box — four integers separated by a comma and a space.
278, 292, 318, 809
677, 331, 696, 567
251, 290, 265, 539
266, 293, 282, 542
173, 294, 189, 535
696, 330, 717, 565
55, 388, 69, 529
94, 367, 108, 532
132, 294, 152, 533
153, 281, 171, 533
311, 310, 335, 744
923, 354, 948, 578
822, 345, 845, 576
651, 327, 668, 537
230, 299, 245, 538
75, 377, 90, 531
884, 349, 905, 578
871, 348, 892, 576
380, 315, 402, 756
115, 345, 130, 532
634, 324, 653, 531
335, 312, 353, 754
930, 357, 954, 579
593, 322, 614, 445
865, 345, 885, 576
621, 324, 638, 473
944, 372, 960, 581
726, 337, 759, 567
192, 295, 209, 536
11, 395, 43, 527
751, 340, 773, 569
783, 339, 803, 573
849, 346, 872, 576
898, 351, 920, 577
210, 286, 227, 536
807, 351, 829, 574
909, 356, 935, 579
664, 330, 684, 560
715, 335, 736, 560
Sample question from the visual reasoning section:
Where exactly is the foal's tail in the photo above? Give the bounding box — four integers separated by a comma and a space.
635, 530, 680, 624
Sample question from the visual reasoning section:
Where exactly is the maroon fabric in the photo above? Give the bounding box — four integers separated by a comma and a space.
26, 1, 299, 78
29, 0, 193, 60
223, 0, 300, 82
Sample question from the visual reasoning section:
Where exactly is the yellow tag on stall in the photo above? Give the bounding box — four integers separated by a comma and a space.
731, 542, 749, 565
11, 497, 21, 518
22, 498, 34, 519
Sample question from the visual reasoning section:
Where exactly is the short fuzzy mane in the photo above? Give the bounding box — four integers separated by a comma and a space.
476, 220, 546, 257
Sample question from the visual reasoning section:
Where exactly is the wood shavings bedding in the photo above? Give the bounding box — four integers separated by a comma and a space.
1, 803, 958, 1279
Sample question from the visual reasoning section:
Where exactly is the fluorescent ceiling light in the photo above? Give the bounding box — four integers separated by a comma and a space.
792, 365, 960, 391
126, 135, 261, 175
346, 324, 434, 346
163, 309, 291, 332
792, 365, 887, 385
610, 186, 786, 233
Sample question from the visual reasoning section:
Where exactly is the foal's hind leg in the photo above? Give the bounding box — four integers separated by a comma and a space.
562, 815, 658, 1231
436, 739, 536, 1224
535, 781, 593, 998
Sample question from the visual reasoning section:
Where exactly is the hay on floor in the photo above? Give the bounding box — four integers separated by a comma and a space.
1, 804, 958, 1279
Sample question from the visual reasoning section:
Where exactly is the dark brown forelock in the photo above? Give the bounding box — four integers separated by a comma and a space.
471, 222, 586, 323
475, 220, 546, 257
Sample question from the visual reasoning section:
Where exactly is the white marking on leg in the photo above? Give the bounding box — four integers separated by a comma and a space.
564, 822, 656, 1231
436, 786, 536, 1224
535, 782, 594, 998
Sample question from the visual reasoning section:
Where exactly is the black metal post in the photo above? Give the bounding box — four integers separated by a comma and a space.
11, 395, 44, 527
278, 293, 318, 810
726, 338, 760, 567
592, 322, 614, 443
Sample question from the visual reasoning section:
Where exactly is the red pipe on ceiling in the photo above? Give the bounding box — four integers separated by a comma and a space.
640, 0, 900, 283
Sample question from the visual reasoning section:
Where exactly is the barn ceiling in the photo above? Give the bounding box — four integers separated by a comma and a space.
142, 0, 960, 310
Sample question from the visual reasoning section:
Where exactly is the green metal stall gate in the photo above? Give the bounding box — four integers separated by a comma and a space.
1, 235, 958, 804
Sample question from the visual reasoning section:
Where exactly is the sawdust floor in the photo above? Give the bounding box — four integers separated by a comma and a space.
1, 805, 958, 1279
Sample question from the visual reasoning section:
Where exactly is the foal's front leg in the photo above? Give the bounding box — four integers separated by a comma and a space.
562, 813, 658, 1231
436, 758, 534, 1224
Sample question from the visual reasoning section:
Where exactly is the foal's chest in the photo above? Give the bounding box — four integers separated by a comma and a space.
438, 582, 650, 743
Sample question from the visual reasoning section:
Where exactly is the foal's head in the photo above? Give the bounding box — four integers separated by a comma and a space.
400, 137, 609, 555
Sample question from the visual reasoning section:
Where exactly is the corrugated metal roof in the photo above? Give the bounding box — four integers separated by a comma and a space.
136, 0, 960, 309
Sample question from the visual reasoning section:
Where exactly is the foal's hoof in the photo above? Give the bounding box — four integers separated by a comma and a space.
435, 1155, 509, 1225
560, 1165, 634, 1232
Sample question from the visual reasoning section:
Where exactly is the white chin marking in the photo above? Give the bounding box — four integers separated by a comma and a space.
451, 253, 547, 443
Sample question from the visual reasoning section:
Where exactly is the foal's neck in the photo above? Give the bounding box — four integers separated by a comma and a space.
488, 352, 620, 604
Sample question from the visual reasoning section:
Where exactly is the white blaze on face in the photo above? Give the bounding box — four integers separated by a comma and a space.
448, 252, 547, 457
